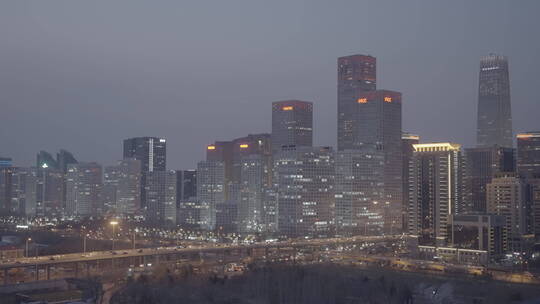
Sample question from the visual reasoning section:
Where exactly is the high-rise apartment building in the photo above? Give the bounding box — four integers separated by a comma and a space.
337, 54, 376, 151
274, 146, 334, 237
334, 149, 384, 235
145, 170, 176, 225
65, 162, 103, 216
477, 54, 513, 148
408, 143, 464, 246
402, 133, 419, 232
487, 173, 532, 251
517, 132, 540, 178
271, 100, 313, 153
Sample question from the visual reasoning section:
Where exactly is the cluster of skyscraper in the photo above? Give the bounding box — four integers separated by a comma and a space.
1, 53, 540, 260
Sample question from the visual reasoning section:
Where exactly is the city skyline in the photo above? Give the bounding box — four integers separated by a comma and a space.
1, 1, 540, 169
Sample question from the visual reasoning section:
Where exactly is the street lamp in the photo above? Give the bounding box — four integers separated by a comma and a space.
110, 221, 118, 251
25, 238, 31, 257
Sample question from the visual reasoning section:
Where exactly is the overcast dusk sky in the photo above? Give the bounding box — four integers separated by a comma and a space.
1, 0, 539, 169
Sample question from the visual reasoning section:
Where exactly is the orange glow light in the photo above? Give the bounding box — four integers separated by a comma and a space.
240, 144, 249, 148
384, 97, 392, 103
207, 145, 216, 150
282, 106, 293, 111
357, 98, 368, 104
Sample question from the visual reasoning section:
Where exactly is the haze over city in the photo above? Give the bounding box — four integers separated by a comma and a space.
2, 0, 540, 169
2, 1, 540, 303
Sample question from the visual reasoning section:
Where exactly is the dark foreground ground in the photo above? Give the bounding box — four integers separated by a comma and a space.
110, 263, 540, 304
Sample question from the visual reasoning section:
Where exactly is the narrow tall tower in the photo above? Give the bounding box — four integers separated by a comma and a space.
477, 54, 512, 148
337, 54, 376, 151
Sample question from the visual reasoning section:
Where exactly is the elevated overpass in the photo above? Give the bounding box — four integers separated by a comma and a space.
0, 235, 401, 285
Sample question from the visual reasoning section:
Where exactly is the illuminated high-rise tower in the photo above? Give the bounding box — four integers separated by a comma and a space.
271, 100, 313, 153
337, 54, 376, 151
123, 137, 166, 209
477, 54, 513, 148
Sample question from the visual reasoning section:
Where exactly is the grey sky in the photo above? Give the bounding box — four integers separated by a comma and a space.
1, 0, 539, 169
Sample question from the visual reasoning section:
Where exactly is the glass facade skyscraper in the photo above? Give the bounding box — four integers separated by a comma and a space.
517, 132, 540, 178
271, 100, 313, 153
477, 54, 513, 148
337, 54, 376, 151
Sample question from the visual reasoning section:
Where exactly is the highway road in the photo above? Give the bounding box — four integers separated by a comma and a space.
0, 235, 398, 270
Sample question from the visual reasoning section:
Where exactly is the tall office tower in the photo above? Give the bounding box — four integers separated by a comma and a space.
103, 165, 121, 212
337, 54, 376, 151
409, 143, 464, 246
206, 141, 234, 200
145, 170, 176, 225
36, 151, 63, 217
207, 133, 272, 220
0, 167, 13, 214
123, 137, 167, 172
262, 187, 278, 232
0, 157, 12, 168
487, 173, 531, 251
238, 154, 269, 233
37, 151, 58, 170
353, 90, 403, 233
334, 149, 385, 235
464, 146, 515, 213
197, 160, 225, 230
56, 150, 78, 173
123, 137, 166, 209
9, 168, 29, 215
527, 179, 540, 239
477, 54, 513, 148
175, 170, 197, 202
402, 133, 420, 232
116, 159, 141, 215
271, 100, 313, 153
517, 132, 540, 178
56, 150, 78, 208
274, 146, 334, 237
233, 134, 273, 233
65, 162, 103, 216
177, 197, 205, 228
18, 168, 38, 217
